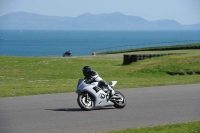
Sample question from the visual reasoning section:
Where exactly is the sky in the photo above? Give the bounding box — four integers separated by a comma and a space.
0, 0, 200, 25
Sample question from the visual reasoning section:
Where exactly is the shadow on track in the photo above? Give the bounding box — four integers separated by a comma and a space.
45, 107, 115, 112
45, 108, 82, 112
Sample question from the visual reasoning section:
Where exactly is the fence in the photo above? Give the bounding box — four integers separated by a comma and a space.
93, 40, 200, 54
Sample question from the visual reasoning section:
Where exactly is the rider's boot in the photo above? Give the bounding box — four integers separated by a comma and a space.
107, 85, 115, 96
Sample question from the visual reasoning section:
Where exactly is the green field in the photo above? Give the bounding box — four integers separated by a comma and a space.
0, 49, 200, 97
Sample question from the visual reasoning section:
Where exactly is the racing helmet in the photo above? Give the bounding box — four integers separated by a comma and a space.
82, 66, 92, 77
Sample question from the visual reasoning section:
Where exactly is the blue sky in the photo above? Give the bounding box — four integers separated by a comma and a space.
0, 0, 200, 25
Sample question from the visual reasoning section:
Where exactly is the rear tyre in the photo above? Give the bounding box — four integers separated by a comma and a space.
77, 92, 94, 111
113, 91, 126, 108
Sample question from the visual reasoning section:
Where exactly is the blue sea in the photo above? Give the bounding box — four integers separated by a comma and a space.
0, 30, 200, 57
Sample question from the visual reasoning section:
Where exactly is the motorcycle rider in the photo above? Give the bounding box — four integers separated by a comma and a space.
82, 66, 115, 96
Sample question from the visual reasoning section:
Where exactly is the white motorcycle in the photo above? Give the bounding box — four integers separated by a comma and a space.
76, 79, 126, 111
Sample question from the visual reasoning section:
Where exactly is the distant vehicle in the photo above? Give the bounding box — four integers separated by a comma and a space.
63, 50, 72, 57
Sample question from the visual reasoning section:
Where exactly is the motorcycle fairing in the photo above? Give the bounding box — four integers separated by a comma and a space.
76, 80, 114, 108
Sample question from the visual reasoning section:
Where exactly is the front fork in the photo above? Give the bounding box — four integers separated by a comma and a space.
85, 93, 93, 104
85, 93, 89, 103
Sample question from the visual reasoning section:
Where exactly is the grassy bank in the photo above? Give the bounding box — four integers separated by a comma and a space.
0, 49, 200, 97
102, 121, 200, 133
100, 43, 200, 54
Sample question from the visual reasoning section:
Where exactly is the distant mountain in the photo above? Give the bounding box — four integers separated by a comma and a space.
0, 12, 199, 30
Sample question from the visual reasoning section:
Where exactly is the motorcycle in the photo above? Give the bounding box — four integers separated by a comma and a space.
62, 51, 72, 57
76, 79, 126, 111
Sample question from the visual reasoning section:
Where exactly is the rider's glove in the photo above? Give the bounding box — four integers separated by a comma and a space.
85, 78, 94, 84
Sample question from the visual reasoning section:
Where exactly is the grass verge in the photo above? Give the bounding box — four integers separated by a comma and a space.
101, 121, 200, 133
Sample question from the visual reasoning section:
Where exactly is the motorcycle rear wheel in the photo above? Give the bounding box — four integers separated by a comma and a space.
77, 92, 94, 111
113, 91, 126, 108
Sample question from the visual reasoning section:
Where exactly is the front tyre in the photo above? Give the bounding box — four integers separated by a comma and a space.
77, 92, 94, 111
113, 91, 126, 108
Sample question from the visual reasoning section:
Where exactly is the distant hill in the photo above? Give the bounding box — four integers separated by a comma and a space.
0, 12, 199, 30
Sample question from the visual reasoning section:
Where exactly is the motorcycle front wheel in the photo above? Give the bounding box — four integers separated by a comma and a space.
113, 91, 126, 108
77, 92, 94, 111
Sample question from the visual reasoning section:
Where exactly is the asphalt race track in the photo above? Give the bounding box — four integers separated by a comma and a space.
0, 84, 200, 133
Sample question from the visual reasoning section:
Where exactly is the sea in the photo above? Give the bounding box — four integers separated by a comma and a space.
0, 30, 200, 57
